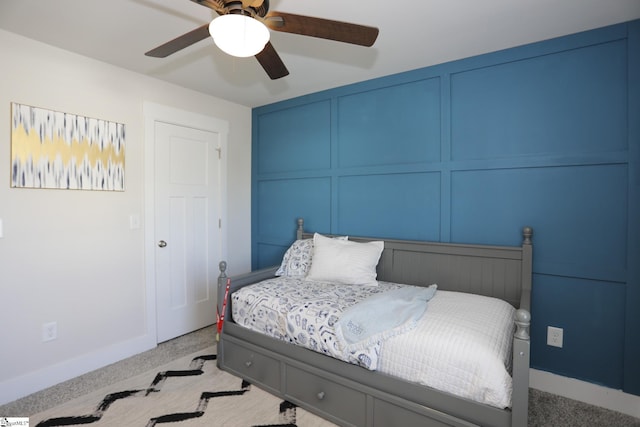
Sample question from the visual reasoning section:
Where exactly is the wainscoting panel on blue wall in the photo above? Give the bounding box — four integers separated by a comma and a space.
450, 165, 628, 282
451, 40, 628, 161
532, 275, 626, 388
256, 177, 332, 266
252, 20, 639, 395
337, 78, 441, 168
337, 172, 441, 240
256, 100, 331, 174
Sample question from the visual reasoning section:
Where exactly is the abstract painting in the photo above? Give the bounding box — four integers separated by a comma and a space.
10, 102, 125, 190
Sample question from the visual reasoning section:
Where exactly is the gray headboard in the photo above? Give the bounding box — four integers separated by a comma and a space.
297, 218, 533, 309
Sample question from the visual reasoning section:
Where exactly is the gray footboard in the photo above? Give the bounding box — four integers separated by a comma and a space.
216, 222, 532, 427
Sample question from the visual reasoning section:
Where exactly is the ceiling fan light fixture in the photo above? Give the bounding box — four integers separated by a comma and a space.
209, 14, 270, 58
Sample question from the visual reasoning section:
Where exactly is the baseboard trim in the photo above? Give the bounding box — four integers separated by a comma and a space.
530, 368, 640, 419
0, 333, 156, 406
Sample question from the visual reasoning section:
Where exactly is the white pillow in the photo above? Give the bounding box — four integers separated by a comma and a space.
306, 232, 384, 286
275, 235, 348, 277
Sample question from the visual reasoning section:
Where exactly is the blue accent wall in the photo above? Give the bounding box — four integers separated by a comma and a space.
251, 20, 640, 395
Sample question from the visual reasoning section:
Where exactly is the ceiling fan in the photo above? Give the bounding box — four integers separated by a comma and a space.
145, 0, 379, 80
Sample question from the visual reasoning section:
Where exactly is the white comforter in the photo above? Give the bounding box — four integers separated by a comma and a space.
231, 277, 515, 408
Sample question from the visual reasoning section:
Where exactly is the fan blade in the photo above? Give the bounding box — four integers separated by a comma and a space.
189, 0, 226, 14
255, 42, 289, 79
145, 24, 211, 58
264, 12, 378, 47
242, 0, 264, 8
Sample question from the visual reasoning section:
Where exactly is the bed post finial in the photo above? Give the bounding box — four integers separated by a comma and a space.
514, 309, 531, 340
218, 261, 227, 287
522, 226, 533, 245
296, 218, 304, 240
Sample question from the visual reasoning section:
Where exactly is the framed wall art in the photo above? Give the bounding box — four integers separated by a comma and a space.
10, 102, 125, 191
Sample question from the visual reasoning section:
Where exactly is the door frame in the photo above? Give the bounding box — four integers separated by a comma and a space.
143, 102, 229, 344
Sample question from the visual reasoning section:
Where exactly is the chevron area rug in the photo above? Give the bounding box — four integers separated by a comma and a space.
30, 347, 336, 427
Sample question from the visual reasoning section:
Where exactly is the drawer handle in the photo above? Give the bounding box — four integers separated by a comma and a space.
316, 391, 325, 400
245, 361, 253, 368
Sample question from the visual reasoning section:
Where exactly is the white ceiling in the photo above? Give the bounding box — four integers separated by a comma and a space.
2, 0, 639, 108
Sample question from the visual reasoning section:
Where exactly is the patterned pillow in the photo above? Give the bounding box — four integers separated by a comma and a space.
275, 235, 349, 277
275, 239, 314, 277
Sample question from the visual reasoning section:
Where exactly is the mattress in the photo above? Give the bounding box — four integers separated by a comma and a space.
231, 277, 515, 408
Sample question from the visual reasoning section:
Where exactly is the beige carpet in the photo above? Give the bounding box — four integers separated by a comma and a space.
31, 346, 336, 427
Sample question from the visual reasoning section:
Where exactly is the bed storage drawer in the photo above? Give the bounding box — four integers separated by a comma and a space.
223, 340, 281, 392
373, 398, 480, 427
285, 365, 366, 426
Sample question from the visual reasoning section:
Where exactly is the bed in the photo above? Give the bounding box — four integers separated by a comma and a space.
216, 219, 532, 427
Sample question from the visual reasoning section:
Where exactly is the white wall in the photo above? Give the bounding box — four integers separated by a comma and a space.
0, 29, 252, 404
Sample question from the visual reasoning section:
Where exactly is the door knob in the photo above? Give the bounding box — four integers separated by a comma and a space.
158, 240, 167, 248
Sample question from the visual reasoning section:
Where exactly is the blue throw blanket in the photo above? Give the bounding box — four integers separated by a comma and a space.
335, 284, 437, 352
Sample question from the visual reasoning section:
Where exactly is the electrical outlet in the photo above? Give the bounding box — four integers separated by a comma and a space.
42, 322, 57, 342
547, 326, 563, 348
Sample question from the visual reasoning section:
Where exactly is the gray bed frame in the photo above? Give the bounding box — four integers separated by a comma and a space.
217, 219, 532, 427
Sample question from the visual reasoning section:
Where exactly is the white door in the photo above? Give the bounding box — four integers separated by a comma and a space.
154, 121, 221, 342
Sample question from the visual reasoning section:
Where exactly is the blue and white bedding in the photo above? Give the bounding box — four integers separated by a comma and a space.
232, 277, 516, 409
232, 278, 410, 369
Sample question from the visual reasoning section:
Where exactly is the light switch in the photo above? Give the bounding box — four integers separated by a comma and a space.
129, 214, 140, 230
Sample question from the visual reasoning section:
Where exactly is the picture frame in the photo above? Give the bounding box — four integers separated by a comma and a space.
10, 102, 125, 191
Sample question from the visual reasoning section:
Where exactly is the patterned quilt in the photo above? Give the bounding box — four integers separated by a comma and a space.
232, 278, 406, 369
